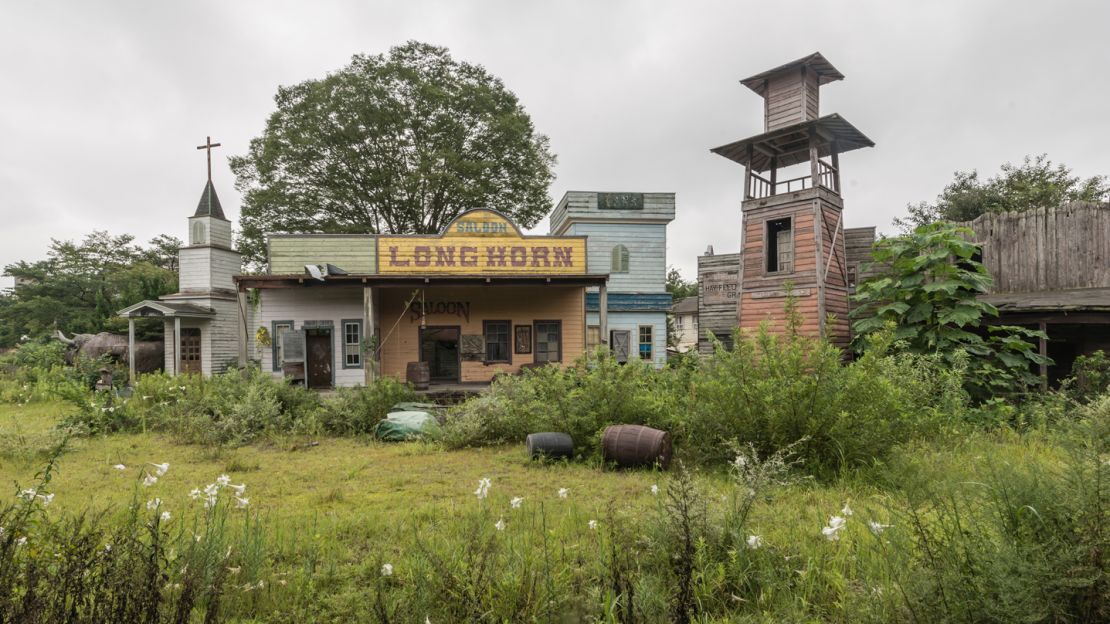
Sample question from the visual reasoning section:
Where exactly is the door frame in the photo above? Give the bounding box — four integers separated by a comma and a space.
304, 326, 335, 389
419, 325, 462, 383
179, 327, 202, 375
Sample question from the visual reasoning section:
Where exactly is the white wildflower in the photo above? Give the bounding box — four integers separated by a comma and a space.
822, 515, 847, 541
19, 488, 36, 501
204, 483, 220, 497
15, 536, 26, 547
38, 493, 54, 506
557, 488, 568, 499
474, 477, 491, 499
228, 566, 241, 575
178, 386, 186, 391
494, 518, 506, 531
151, 462, 169, 477
841, 502, 853, 517
510, 496, 523, 509
868, 520, 892, 536
141, 395, 151, 400
143, 474, 158, 487
381, 563, 393, 576
146, 498, 162, 510
588, 519, 598, 530
160, 511, 171, 522
217, 474, 231, 486
188, 488, 202, 500
650, 484, 659, 496
228, 483, 247, 496
20, 335, 29, 342
747, 534, 764, 549
234, 496, 249, 509
113, 464, 126, 471
104, 543, 112, 552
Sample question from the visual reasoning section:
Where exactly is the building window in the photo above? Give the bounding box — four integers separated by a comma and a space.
586, 325, 601, 351
766, 217, 793, 273
341, 319, 363, 369
271, 321, 293, 370
484, 320, 511, 363
611, 245, 630, 273
639, 326, 653, 361
534, 321, 562, 363
191, 220, 207, 245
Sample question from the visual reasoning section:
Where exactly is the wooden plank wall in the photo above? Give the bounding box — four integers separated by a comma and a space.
269, 236, 377, 275
961, 203, 1110, 293
697, 253, 741, 353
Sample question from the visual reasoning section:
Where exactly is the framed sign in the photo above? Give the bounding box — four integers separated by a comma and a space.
514, 325, 532, 354
702, 271, 739, 306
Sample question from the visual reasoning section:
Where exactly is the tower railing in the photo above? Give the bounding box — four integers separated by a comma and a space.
746, 159, 840, 200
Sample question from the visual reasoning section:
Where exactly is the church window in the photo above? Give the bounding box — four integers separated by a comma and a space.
191, 221, 207, 245
611, 245, 630, 273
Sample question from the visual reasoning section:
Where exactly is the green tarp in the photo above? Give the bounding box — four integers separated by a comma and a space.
374, 410, 439, 441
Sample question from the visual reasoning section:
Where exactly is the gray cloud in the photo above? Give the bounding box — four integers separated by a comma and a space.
2, 0, 1108, 288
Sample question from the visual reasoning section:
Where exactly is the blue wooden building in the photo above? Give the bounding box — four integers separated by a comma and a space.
550, 192, 675, 367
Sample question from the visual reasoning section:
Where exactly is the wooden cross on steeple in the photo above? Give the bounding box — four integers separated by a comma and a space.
196, 135, 222, 182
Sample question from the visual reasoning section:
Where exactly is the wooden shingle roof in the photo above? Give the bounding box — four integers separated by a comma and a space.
740, 52, 844, 96
194, 180, 226, 220
709, 113, 874, 172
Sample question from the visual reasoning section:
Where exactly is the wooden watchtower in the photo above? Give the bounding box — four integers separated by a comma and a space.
711, 53, 874, 347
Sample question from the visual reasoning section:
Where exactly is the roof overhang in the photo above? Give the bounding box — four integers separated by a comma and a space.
710, 114, 874, 172
118, 300, 216, 318
740, 52, 844, 96
234, 274, 610, 290
982, 288, 1110, 314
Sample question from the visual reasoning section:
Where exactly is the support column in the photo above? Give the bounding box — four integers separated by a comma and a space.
1039, 321, 1049, 391
364, 285, 378, 384
127, 318, 136, 385
237, 289, 248, 368
598, 284, 609, 348
173, 317, 181, 376
808, 128, 821, 190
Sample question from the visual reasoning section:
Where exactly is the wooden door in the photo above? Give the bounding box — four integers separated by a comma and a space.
420, 326, 460, 382
610, 330, 631, 363
306, 330, 333, 389
180, 328, 202, 374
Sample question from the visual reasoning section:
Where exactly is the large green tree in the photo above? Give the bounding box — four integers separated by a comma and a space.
230, 41, 557, 265
0, 231, 179, 346
895, 154, 1108, 231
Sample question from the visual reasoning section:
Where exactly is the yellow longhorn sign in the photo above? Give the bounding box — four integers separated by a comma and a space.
378, 209, 588, 275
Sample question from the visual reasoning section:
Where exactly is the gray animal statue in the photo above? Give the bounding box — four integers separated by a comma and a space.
53, 331, 164, 374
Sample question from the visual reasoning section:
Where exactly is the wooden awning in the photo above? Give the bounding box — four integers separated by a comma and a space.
118, 300, 216, 318
235, 273, 611, 290
710, 114, 874, 172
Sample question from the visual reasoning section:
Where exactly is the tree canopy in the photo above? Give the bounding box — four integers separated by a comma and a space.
231, 41, 558, 265
895, 154, 1108, 231
0, 231, 180, 347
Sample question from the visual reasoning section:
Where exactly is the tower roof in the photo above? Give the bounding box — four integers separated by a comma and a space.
194, 180, 227, 220
710, 113, 874, 171
740, 52, 844, 96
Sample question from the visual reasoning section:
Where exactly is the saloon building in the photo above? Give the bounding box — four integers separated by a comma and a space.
123, 180, 675, 388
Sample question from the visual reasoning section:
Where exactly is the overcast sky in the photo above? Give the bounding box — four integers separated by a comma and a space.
2, 0, 1108, 289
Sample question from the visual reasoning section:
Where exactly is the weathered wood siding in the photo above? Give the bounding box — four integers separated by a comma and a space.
561, 223, 667, 293
256, 287, 367, 387
188, 216, 234, 249
378, 286, 585, 383
961, 203, 1110, 293
268, 235, 377, 275
179, 247, 240, 294
763, 67, 818, 132
549, 192, 675, 236
844, 226, 878, 290
697, 253, 740, 353
585, 311, 668, 367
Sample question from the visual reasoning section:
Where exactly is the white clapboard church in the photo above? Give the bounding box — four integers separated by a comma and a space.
119, 160, 243, 380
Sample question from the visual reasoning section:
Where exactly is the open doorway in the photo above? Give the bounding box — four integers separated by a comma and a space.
420, 326, 461, 382
305, 328, 333, 389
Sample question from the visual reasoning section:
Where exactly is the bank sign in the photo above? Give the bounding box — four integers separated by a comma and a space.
378, 209, 588, 275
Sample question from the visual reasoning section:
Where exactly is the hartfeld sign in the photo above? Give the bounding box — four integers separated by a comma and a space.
378, 209, 588, 275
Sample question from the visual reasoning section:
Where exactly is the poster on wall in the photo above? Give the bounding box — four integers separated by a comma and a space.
514, 325, 532, 354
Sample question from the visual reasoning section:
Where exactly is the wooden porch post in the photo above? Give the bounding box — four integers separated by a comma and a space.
598, 284, 609, 348
808, 128, 821, 190
237, 288, 248, 368
172, 316, 181, 376
127, 317, 136, 385
1039, 321, 1049, 391
364, 286, 378, 384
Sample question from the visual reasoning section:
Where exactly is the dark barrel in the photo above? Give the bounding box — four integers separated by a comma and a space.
525, 432, 574, 459
406, 361, 430, 391
601, 425, 672, 469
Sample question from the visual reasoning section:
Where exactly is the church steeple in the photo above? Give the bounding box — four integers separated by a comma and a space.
194, 180, 226, 220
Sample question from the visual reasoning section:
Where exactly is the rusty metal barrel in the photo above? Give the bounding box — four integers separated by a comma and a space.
406, 361, 430, 391
525, 432, 574, 459
601, 425, 672, 469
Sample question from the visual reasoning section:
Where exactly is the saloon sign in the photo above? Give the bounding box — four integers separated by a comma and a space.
378, 209, 588, 275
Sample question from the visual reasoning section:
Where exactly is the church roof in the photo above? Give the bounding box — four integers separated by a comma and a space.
194, 180, 226, 220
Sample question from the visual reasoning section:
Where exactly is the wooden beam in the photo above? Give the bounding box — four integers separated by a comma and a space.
237, 289, 249, 368
364, 286, 378, 384
808, 128, 820, 190
599, 284, 609, 347
1039, 320, 1048, 391
173, 317, 181, 376
128, 318, 136, 385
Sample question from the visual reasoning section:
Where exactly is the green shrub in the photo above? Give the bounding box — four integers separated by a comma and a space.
318, 377, 417, 435
1070, 349, 1110, 403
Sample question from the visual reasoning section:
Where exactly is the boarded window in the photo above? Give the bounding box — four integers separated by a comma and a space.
611, 245, 630, 274
342, 319, 362, 369
639, 326, 653, 360
766, 218, 793, 273
484, 320, 510, 363
281, 328, 306, 363
534, 321, 562, 363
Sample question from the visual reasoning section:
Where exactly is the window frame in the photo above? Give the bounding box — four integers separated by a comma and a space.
340, 319, 363, 369
586, 325, 601, 351
271, 320, 294, 371
533, 320, 563, 364
765, 216, 794, 275
638, 325, 653, 361
610, 244, 630, 274
483, 320, 512, 364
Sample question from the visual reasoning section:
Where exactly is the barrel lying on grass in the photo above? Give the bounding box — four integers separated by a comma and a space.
525, 432, 574, 459
601, 425, 672, 469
